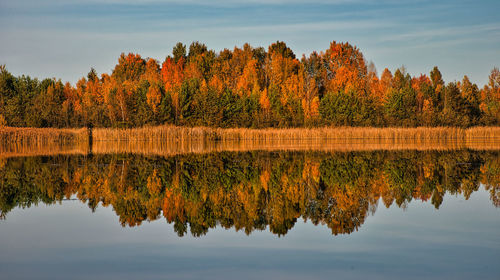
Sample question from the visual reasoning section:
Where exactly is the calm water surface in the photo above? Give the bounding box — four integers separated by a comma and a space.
0, 150, 499, 279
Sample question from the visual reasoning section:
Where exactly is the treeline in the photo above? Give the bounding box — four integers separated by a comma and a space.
1, 151, 499, 236
0, 41, 499, 128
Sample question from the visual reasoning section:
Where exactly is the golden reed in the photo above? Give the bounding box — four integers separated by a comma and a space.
0, 127, 88, 144
1, 126, 500, 158
91, 125, 500, 142
0, 127, 89, 158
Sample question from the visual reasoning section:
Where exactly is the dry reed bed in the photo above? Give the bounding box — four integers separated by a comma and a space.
2, 126, 500, 144
92, 126, 500, 142
0, 127, 88, 158
0, 127, 88, 145
2, 126, 500, 159
92, 126, 216, 142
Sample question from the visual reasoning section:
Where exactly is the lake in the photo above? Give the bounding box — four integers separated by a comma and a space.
0, 149, 499, 279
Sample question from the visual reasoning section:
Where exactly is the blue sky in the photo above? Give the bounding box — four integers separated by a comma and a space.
0, 0, 499, 86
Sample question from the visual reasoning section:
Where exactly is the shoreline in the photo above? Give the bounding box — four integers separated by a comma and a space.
2, 125, 500, 142
1, 126, 500, 158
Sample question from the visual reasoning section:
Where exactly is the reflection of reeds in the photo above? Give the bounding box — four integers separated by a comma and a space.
0, 143, 88, 158
89, 138, 500, 156
1, 126, 500, 158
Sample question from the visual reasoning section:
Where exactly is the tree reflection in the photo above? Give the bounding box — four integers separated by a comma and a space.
0, 151, 499, 236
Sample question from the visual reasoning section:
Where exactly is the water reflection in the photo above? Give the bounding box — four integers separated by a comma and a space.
0, 150, 499, 237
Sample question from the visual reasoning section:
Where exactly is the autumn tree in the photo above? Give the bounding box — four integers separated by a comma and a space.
480, 68, 500, 125
322, 41, 368, 95
411, 74, 434, 126
109, 53, 147, 126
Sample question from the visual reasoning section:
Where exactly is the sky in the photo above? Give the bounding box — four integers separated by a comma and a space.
0, 0, 499, 86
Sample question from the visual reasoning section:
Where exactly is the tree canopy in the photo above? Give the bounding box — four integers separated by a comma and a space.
0, 42, 498, 128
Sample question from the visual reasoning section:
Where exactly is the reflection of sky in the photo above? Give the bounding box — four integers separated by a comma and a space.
0, 187, 498, 279
0, 0, 499, 86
